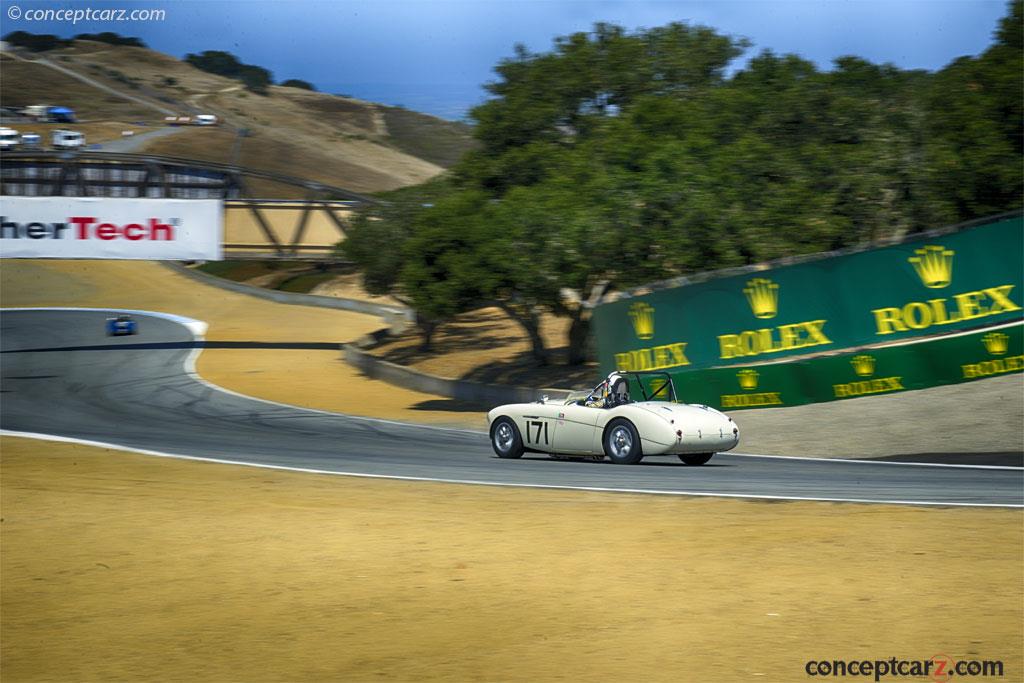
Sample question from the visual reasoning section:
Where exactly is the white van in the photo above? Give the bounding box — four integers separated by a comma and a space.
0, 127, 20, 150
194, 114, 218, 126
52, 129, 85, 149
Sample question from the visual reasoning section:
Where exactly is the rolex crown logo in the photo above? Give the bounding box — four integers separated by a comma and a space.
628, 302, 655, 340
908, 245, 954, 289
982, 332, 1009, 356
851, 354, 876, 377
743, 278, 779, 319
737, 369, 759, 390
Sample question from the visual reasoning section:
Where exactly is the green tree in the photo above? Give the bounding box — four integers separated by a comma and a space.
340, 180, 461, 349
185, 50, 274, 94
185, 50, 245, 78
3, 31, 69, 52
238, 64, 273, 95
74, 32, 147, 48
921, 0, 1022, 222
342, 5, 1022, 368
280, 79, 316, 91
397, 191, 490, 350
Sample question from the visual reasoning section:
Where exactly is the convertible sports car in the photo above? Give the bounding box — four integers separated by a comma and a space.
106, 314, 138, 336
487, 371, 739, 465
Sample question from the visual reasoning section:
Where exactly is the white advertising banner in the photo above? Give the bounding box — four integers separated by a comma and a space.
0, 197, 223, 260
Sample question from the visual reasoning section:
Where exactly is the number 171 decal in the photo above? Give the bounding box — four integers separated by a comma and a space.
526, 420, 549, 445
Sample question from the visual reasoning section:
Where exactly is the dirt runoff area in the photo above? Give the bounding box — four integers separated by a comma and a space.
2, 436, 1021, 682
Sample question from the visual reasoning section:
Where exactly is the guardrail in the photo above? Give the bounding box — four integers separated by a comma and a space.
342, 341, 574, 407
163, 261, 413, 324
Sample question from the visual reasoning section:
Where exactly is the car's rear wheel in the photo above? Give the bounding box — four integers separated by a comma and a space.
490, 417, 524, 459
679, 453, 714, 466
603, 419, 643, 465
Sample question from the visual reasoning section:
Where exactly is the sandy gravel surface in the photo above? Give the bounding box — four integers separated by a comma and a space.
3, 437, 1020, 682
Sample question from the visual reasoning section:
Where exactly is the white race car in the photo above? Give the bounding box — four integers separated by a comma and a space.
487, 371, 739, 465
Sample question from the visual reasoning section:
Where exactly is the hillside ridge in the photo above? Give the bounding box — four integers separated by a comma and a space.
1, 39, 477, 193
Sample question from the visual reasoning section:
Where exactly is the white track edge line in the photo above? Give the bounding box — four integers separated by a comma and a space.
3, 430, 1021, 509
729, 452, 1023, 471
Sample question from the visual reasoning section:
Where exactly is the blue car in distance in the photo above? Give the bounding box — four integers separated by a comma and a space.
106, 314, 138, 336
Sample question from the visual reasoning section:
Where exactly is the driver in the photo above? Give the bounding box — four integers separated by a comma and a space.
583, 378, 609, 408
584, 372, 630, 408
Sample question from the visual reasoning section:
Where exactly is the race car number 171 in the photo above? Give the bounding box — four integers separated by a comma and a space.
525, 420, 549, 445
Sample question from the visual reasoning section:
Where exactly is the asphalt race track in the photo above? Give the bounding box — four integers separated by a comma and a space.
2, 309, 1022, 507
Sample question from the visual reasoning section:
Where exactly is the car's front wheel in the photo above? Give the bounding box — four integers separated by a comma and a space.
679, 453, 714, 466
490, 417, 524, 459
603, 419, 643, 465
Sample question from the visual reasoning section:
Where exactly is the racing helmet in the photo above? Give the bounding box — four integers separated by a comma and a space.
606, 372, 630, 406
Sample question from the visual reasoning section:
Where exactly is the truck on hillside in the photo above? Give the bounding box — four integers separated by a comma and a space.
51, 129, 85, 150
164, 114, 218, 126
23, 105, 76, 122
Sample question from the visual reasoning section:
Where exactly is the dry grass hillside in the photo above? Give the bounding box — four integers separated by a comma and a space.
1, 40, 477, 192
0, 52, 155, 120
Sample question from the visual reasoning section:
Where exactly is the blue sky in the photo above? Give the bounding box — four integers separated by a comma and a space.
2, 0, 1011, 119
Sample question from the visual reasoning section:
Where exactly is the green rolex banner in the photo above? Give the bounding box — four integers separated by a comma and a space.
595, 213, 1024, 409
660, 322, 1022, 411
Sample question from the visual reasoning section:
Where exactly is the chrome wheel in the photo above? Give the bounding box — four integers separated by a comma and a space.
609, 426, 633, 458
495, 423, 515, 453
490, 417, 524, 459
603, 419, 643, 464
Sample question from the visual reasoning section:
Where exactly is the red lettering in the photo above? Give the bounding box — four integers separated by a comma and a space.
149, 219, 173, 240
96, 223, 118, 240
123, 223, 145, 240
70, 216, 95, 239
66, 216, 175, 240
